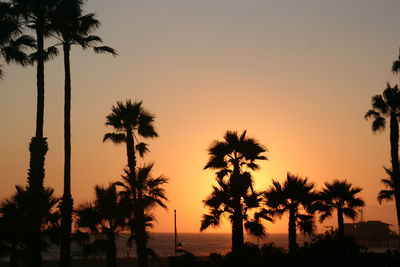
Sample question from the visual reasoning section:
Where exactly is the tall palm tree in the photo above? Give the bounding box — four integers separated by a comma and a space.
201, 130, 267, 254
264, 173, 317, 253
50, 1, 117, 265
0, 1, 35, 79
115, 164, 168, 267
8, 0, 59, 265
76, 184, 128, 267
103, 100, 158, 267
365, 83, 400, 234
318, 180, 365, 238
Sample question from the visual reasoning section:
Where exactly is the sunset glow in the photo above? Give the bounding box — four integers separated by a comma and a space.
1, 0, 399, 237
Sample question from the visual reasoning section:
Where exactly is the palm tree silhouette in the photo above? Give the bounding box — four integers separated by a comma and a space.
76, 184, 128, 267
200, 179, 272, 243
104, 100, 158, 267
115, 164, 168, 267
0, 2, 35, 79
50, 1, 117, 265
318, 180, 365, 238
365, 83, 400, 234
264, 173, 317, 253
201, 130, 268, 254
9, 0, 59, 265
0, 185, 59, 267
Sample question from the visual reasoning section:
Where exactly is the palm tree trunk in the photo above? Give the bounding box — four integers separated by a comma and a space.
106, 234, 117, 267
10, 238, 18, 267
288, 207, 297, 253
60, 43, 73, 267
135, 205, 148, 267
26, 20, 47, 267
125, 130, 136, 175
390, 115, 400, 234
231, 196, 244, 255
35, 19, 45, 139
337, 207, 344, 238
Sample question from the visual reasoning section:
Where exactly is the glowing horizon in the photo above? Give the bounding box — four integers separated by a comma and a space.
1, 0, 399, 235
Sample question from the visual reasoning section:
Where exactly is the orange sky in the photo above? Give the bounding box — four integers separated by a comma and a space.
1, 0, 400, 234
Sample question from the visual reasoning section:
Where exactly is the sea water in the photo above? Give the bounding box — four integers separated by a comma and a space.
42, 233, 309, 260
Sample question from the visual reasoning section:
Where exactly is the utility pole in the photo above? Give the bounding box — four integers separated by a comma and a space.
174, 209, 177, 256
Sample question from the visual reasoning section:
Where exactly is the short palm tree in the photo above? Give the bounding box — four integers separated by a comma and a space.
115, 164, 168, 267
201, 130, 268, 254
201, 179, 273, 240
50, 1, 116, 265
318, 180, 365, 238
365, 83, 400, 234
264, 173, 317, 253
0, 185, 59, 267
76, 184, 128, 267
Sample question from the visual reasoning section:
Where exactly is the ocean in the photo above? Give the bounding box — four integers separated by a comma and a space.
42, 233, 309, 260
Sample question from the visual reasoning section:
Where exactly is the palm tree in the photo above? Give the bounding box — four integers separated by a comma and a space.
103, 100, 158, 267
115, 164, 168, 267
0, 185, 59, 267
76, 184, 128, 267
318, 180, 365, 238
201, 130, 267, 254
365, 83, 400, 234
0, 1, 35, 79
264, 173, 317, 253
50, 1, 117, 265
0, 189, 26, 267
8, 0, 59, 265
200, 179, 273, 242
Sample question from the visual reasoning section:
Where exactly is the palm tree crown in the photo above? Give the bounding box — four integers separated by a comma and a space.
318, 179, 365, 237
264, 173, 317, 252
104, 100, 158, 172
365, 83, 400, 132
0, 2, 35, 79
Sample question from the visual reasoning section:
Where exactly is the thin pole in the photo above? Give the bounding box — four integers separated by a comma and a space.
174, 209, 177, 256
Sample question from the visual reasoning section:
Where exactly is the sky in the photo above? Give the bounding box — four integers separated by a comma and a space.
1, 0, 400, 234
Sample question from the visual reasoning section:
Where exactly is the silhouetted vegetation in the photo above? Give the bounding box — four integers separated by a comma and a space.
264, 173, 317, 253
201, 131, 270, 255
318, 180, 365, 238
49, 0, 117, 265
104, 100, 165, 267
76, 184, 128, 267
0, 185, 60, 267
365, 83, 400, 234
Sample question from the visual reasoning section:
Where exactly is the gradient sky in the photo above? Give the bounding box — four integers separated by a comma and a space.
1, 0, 400, 234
